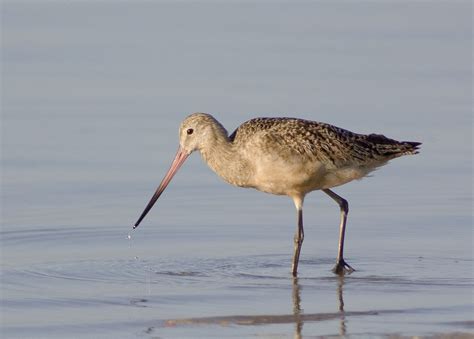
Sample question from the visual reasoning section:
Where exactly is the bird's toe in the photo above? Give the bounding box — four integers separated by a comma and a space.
332, 259, 355, 275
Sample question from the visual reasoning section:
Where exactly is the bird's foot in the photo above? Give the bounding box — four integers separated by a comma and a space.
332, 258, 355, 275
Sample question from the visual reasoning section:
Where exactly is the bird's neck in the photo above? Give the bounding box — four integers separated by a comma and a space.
199, 125, 250, 187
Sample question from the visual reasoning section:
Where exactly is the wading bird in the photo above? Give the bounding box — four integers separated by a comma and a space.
133, 113, 420, 276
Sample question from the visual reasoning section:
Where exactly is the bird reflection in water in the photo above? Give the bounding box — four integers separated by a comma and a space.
292, 278, 303, 339
162, 274, 352, 336
291, 276, 347, 338
337, 276, 347, 336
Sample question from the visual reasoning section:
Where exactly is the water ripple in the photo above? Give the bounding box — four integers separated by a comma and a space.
2, 253, 471, 291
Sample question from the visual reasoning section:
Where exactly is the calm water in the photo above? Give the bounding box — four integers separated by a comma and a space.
1, 1, 472, 338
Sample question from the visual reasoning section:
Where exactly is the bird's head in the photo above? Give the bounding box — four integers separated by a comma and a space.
178, 112, 227, 154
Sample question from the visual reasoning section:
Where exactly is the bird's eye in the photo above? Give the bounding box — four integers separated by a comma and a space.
187, 128, 194, 135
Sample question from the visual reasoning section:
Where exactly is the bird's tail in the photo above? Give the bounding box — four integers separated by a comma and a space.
397, 140, 422, 155
365, 134, 421, 158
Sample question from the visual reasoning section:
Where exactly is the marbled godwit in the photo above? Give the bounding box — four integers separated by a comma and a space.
133, 113, 421, 276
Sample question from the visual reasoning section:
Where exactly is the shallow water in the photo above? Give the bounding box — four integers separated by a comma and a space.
1, 1, 473, 338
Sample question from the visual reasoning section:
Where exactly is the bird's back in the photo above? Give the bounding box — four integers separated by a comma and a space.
230, 117, 420, 169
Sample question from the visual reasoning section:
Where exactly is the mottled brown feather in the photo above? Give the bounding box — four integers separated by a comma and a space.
229, 117, 420, 169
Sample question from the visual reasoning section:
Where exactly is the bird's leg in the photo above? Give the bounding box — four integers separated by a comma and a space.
291, 207, 304, 277
322, 189, 354, 275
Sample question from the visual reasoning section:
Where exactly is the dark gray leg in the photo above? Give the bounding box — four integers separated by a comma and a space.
323, 189, 354, 275
291, 207, 304, 277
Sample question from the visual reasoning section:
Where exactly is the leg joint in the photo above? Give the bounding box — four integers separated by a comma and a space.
294, 233, 304, 245
340, 198, 349, 214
